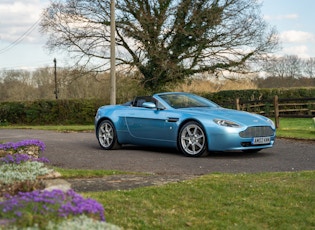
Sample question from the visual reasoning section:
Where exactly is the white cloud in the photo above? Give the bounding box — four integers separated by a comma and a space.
0, 1, 43, 24
280, 30, 315, 43
279, 31, 315, 58
0, 0, 49, 43
282, 45, 310, 58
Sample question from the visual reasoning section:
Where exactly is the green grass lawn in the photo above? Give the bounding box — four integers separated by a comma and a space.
82, 171, 314, 229
275, 118, 315, 140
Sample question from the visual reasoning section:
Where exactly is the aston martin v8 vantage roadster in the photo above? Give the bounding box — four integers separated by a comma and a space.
95, 92, 276, 157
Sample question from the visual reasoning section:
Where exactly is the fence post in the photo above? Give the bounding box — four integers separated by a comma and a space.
235, 98, 240, 110
274, 95, 279, 128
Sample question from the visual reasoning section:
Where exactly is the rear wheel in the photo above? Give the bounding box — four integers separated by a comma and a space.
178, 121, 207, 157
97, 120, 120, 150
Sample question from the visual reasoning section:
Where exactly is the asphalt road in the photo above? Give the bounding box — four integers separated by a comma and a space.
0, 129, 314, 175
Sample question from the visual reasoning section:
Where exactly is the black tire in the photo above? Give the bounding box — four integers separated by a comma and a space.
97, 120, 120, 150
178, 121, 207, 157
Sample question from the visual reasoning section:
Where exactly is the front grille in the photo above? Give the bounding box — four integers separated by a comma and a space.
239, 126, 274, 138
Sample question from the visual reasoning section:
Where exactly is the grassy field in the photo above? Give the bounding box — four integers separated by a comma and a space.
275, 118, 315, 140
51, 168, 315, 229
83, 171, 314, 229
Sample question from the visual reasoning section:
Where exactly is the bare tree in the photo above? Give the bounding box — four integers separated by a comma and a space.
0, 70, 34, 101
32, 67, 56, 99
263, 55, 303, 79
304, 57, 315, 78
40, 0, 279, 91
263, 56, 286, 79
285, 55, 302, 78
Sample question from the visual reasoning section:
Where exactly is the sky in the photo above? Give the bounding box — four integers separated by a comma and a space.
0, 0, 314, 71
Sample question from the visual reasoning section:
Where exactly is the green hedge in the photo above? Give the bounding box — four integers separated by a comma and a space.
0, 99, 105, 125
1, 88, 314, 125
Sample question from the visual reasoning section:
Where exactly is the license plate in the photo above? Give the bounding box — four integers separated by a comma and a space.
252, 137, 271, 145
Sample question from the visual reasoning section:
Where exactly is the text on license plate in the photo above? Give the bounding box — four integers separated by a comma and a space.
251, 137, 271, 145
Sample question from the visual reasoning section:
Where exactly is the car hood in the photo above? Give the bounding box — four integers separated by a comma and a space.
178, 107, 272, 126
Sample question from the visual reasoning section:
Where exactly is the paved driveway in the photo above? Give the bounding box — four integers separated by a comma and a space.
0, 129, 314, 175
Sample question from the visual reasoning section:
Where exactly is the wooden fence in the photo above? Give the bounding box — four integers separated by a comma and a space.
235, 96, 315, 128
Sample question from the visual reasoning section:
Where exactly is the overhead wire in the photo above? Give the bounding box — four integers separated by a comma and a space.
0, 17, 42, 55
0, 15, 56, 71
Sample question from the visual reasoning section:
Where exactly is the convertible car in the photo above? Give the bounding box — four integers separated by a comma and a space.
95, 92, 276, 157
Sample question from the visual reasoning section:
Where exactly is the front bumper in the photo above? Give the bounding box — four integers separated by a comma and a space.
206, 126, 276, 151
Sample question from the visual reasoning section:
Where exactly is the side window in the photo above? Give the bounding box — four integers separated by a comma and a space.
136, 99, 146, 107
132, 96, 155, 107
156, 101, 165, 109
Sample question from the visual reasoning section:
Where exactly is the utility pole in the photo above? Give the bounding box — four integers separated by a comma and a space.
110, 0, 116, 105
53, 58, 58, 99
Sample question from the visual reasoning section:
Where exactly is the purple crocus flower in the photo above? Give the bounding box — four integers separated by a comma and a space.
0, 139, 46, 152
58, 190, 105, 221
0, 189, 106, 224
0, 153, 49, 164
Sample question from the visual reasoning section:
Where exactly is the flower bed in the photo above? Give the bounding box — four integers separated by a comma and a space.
0, 139, 120, 229
0, 140, 49, 198
0, 189, 105, 229
0, 139, 45, 158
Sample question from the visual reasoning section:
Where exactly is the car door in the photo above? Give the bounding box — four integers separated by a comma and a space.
124, 107, 179, 143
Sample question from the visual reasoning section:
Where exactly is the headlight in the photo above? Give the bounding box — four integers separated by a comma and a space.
213, 119, 241, 127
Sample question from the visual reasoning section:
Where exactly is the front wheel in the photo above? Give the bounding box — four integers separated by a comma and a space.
97, 120, 120, 150
178, 121, 207, 157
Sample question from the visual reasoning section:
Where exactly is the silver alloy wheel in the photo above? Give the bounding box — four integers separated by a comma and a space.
180, 122, 206, 156
98, 121, 115, 148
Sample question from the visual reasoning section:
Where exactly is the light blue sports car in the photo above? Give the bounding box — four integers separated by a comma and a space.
95, 92, 276, 157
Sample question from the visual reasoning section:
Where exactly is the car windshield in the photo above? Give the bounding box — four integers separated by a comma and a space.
158, 93, 219, 109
